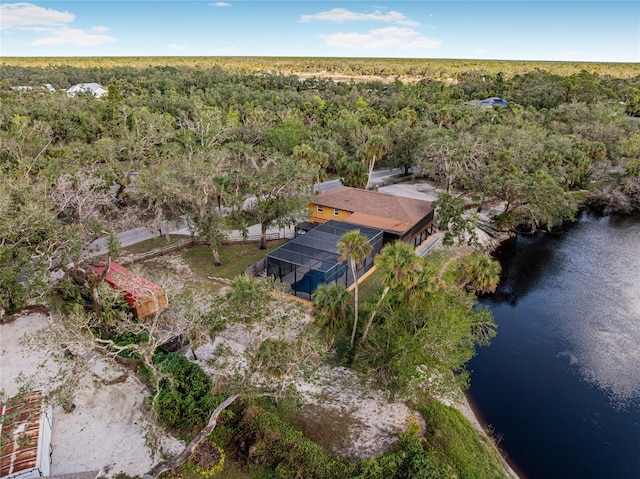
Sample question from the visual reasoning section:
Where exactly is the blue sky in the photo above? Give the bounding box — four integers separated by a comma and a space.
1, 1, 639, 62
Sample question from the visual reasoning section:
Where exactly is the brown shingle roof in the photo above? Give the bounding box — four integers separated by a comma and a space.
313, 186, 432, 233
345, 212, 414, 234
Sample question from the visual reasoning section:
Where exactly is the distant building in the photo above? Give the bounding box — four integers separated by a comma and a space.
66, 83, 107, 98
464, 97, 508, 108
11, 84, 56, 93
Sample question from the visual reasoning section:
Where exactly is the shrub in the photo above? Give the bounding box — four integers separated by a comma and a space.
154, 352, 223, 434
353, 432, 449, 479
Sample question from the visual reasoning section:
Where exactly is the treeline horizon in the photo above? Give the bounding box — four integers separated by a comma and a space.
2, 56, 639, 80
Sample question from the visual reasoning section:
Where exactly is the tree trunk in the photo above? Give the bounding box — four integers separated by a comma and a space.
360, 286, 389, 344
260, 224, 267, 250
349, 259, 359, 348
143, 393, 239, 479
212, 247, 221, 267
366, 156, 376, 190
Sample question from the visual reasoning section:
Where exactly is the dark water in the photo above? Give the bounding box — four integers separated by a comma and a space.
468, 212, 640, 479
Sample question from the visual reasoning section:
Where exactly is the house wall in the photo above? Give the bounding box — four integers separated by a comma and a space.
400, 210, 435, 245
308, 203, 352, 224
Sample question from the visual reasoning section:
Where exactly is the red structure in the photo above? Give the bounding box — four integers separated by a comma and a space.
93, 262, 168, 318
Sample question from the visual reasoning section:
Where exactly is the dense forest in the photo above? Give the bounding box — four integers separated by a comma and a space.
1, 59, 639, 478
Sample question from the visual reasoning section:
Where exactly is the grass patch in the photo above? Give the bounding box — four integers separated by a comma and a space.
423, 250, 457, 274
420, 401, 511, 479
357, 267, 384, 304
182, 240, 288, 280
276, 401, 357, 455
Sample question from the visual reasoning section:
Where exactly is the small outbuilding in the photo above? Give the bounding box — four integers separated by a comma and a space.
0, 390, 53, 479
93, 262, 168, 318
265, 220, 383, 299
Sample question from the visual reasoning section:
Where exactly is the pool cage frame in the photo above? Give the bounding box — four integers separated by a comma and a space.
265, 220, 384, 300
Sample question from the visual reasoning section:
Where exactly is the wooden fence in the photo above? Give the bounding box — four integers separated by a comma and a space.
119, 238, 196, 265
225, 231, 282, 243
244, 258, 267, 278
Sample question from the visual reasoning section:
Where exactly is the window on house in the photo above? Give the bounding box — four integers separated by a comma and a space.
334, 208, 339, 216
316, 205, 323, 212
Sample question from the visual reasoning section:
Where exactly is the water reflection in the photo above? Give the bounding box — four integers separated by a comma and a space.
555, 213, 640, 405
470, 212, 640, 478
491, 231, 566, 306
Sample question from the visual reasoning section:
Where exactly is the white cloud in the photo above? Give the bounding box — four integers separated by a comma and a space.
0, 2, 75, 29
168, 43, 189, 51
1, 2, 117, 47
210, 2, 231, 7
31, 27, 116, 46
301, 8, 418, 26
318, 26, 442, 51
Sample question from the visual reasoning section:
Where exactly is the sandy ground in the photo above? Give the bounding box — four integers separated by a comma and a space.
0, 313, 183, 477
193, 336, 423, 460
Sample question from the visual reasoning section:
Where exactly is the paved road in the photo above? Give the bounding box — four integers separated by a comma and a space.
84, 168, 408, 258
318, 168, 406, 191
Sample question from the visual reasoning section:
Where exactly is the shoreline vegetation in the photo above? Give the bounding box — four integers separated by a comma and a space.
1, 57, 638, 478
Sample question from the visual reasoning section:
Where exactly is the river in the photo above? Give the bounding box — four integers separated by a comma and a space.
468, 211, 640, 479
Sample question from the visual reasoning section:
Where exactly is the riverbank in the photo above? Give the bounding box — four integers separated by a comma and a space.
461, 393, 524, 479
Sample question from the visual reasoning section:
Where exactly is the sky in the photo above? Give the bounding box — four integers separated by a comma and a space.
1, 1, 639, 62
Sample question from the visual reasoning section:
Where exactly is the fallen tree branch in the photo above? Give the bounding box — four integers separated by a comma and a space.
143, 393, 239, 479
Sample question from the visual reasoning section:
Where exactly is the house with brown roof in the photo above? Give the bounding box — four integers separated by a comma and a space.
309, 185, 434, 247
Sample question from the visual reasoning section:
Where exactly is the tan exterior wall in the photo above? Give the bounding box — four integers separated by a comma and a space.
308, 203, 352, 224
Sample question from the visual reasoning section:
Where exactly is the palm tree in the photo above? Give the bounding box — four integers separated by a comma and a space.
459, 252, 502, 295
311, 283, 350, 345
337, 230, 373, 348
361, 241, 423, 343
362, 134, 388, 190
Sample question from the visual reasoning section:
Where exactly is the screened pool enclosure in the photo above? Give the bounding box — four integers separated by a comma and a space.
266, 220, 384, 299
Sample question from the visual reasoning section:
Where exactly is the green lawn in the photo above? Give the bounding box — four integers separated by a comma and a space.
424, 250, 458, 274
182, 240, 288, 280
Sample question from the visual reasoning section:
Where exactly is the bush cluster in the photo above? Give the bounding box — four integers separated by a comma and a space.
153, 352, 223, 434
